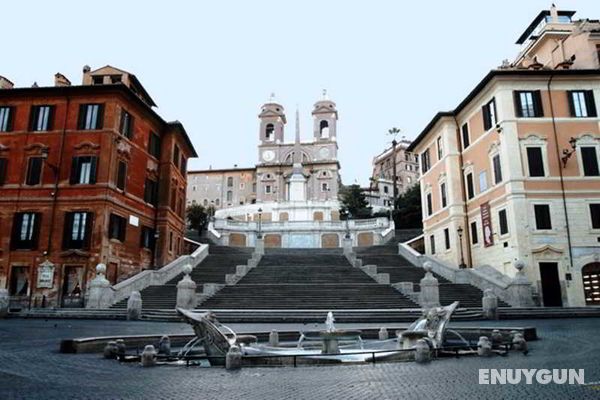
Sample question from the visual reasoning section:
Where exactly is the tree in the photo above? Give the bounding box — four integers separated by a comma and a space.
186, 204, 209, 235
393, 184, 422, 229
339, 184, 372, 219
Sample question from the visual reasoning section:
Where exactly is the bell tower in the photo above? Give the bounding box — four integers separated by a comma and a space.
312, 90, 338, 141
259, 93, 286, 144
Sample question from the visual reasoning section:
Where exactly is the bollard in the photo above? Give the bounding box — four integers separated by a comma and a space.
477, 336, 493, 357
158, 335, 171, 355
512, 333, 528, 353
269, 330, 279, 347
103, 341, 119, 359
378, 327, 389, 340
414, 339, 431, 363
491, 329, 503, 346
226, 345, 242, 370
482, 289, 499, 320
127, 291, 142, 320
141, 345, 157, 367
0, 289, 9, 318
115, 339, 126, 357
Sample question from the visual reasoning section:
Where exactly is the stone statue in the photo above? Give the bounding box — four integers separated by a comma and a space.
400, 301, 459, 349
325, 311, 336, 333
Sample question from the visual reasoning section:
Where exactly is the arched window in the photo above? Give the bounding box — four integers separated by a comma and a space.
265, 123, 274, 140
319, 120, 329, 138
215, 198, 220, 206
226, 190, 233, 202
227, 177, 233, 187
203, 199, 208, 206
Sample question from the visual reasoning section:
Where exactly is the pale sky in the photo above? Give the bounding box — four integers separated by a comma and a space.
2, 1, 598, 185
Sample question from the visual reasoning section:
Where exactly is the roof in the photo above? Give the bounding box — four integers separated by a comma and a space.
89, 65, 157, 107
516, 9, 576, 44
407, 68, 600, 152
188, 167, 256, 174
0, 83, 198, 158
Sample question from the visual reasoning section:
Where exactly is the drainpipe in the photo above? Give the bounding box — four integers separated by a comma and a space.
547, 74, 574, 271
452, 115, 473, 268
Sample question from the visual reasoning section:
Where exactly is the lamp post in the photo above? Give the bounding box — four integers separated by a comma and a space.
257, 208, 263, 239
457, 226, 467, 269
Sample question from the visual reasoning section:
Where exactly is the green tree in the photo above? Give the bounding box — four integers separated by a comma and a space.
186, 204, 209, 235
393, 184, 422, 228
339, 184, 372, 219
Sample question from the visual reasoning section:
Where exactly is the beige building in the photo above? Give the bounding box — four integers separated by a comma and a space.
367, 139, 419, 208
187, 167, 256, 210
408, 6, 600, 307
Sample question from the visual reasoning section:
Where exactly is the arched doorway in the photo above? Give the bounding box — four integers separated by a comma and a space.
582, 262, 600, 306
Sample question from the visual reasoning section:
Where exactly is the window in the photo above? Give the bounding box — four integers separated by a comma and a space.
426, 192, 433, 216
265, 185, 272, 194
568, 91, 597, 118
465, 172, 474, 199
119, 109, 134, 138
148, 132, 161, 159
429, 234, 435, 255
169, 231, 174, 252
140, 226, 155, 250
11, 212, 41, 250
226, 191, 233, 202
590, 204, 600, 229
581, 146, 600, 176
0, 158, 7, 185
526, 147, 545, 177
482, 98, 497, 131
144, 178, 158, 206
514, 91, 543, 117
170, 187, 177, 210
321, 182, 329, 192
227, 177, 234, 187
180, 155, 186, 173
436, 137, 443, 160
108, 214, 126, 241
116, 161, 127, 191
62, 212, 93, 249
173, 144, 180, 165
383, 186, 389, 194
0, 106, 14, 132
70, 156, 97, 184
534, 204, 552, 230
77, 104, 104, 130
492, 154, 503, 184
92, 76, 104, 85
421, 149, 431, 173
498, 209, 509, 235
265, 123, 274, 140
461, 123, 470, 149
30, 105, 54, 131
444, 228, 450, 250
319, 120, 329, 138
479, 171, 488, 192
26, 157, 43, 185
440, 182, 447, 208
470, 221, 478, 245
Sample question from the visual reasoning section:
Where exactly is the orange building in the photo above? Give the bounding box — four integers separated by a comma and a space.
0, 66, 197, 309
408, 6, 600, 307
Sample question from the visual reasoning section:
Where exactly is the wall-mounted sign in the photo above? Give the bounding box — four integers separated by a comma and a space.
129, 215, 139, 227
37, 260, 55, 289
481, 202, 494, 248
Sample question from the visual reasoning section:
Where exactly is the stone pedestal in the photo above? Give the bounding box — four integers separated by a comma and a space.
158, 335, 171, 355
419, 262, 440, 309
176, 265, 197, 310
86, 264, 114, 309
226, 345, 242, 370
507, 260, 535, 307
378, 327, 389, 340
0, 289, 8, 318
127, 291, 142, 320
342, 237, 353, 256
269, 330, 279, 347
477, 336, 492, 357
321, 335, 340, 355
482, 289, 498, 320
255, 237, 264, 256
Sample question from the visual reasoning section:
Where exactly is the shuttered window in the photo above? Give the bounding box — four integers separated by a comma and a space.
444, 228, 450, 250
482, 98, 497, 131
63, 211, 94, 249
568, 90, 597, 118
77, 104, 104, 130
581, 147, 599, 176
26, 157, 43, 185
11, 212, 41, 249
70, 156, 98, 184
514, 90, 544, 117
30, 105, 54, 131
108, 214, 127, 241
498, 209, 509, 235
429, 235, 435, 255
492, 154, 503, 184
534, 205, 552, 230
470, 221, 478, 245
119, 109, 134, 139
116, 161, 127, 190
466, 172, 474, 199
461, 123, 470, 149
148, 132, 161, 159
144, 178, 158, 206
0, 106, 14, 132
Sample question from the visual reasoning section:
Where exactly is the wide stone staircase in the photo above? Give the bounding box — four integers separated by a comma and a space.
111, 246, 254, 310
355, 242, 510, 308
200, 248, 418, 310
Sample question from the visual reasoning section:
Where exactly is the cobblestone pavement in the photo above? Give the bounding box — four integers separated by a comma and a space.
1, 318, 599, 399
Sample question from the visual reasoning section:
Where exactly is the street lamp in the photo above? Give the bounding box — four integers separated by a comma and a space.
457, 226, 467, 269
257, 207, 263, 239
387, 127, 401, 212
344, 211, 352, 239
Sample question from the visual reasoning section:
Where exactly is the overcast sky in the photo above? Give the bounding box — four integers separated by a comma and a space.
2, 1, 598, 184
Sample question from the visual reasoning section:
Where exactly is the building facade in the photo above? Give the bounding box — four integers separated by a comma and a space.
187, 167, 256, 210
408, 6, 600, 307
366, 139, 419, 208
0, 65, 197, 309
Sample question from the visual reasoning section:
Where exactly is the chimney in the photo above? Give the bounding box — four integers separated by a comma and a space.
54, 73, 71, 87
0, 75, 14, 89
550, 4, 559, 23
82, 65, 91, 74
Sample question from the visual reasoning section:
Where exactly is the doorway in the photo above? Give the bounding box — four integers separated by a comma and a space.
61, 266, 84, 308
539, 262, 563, 307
